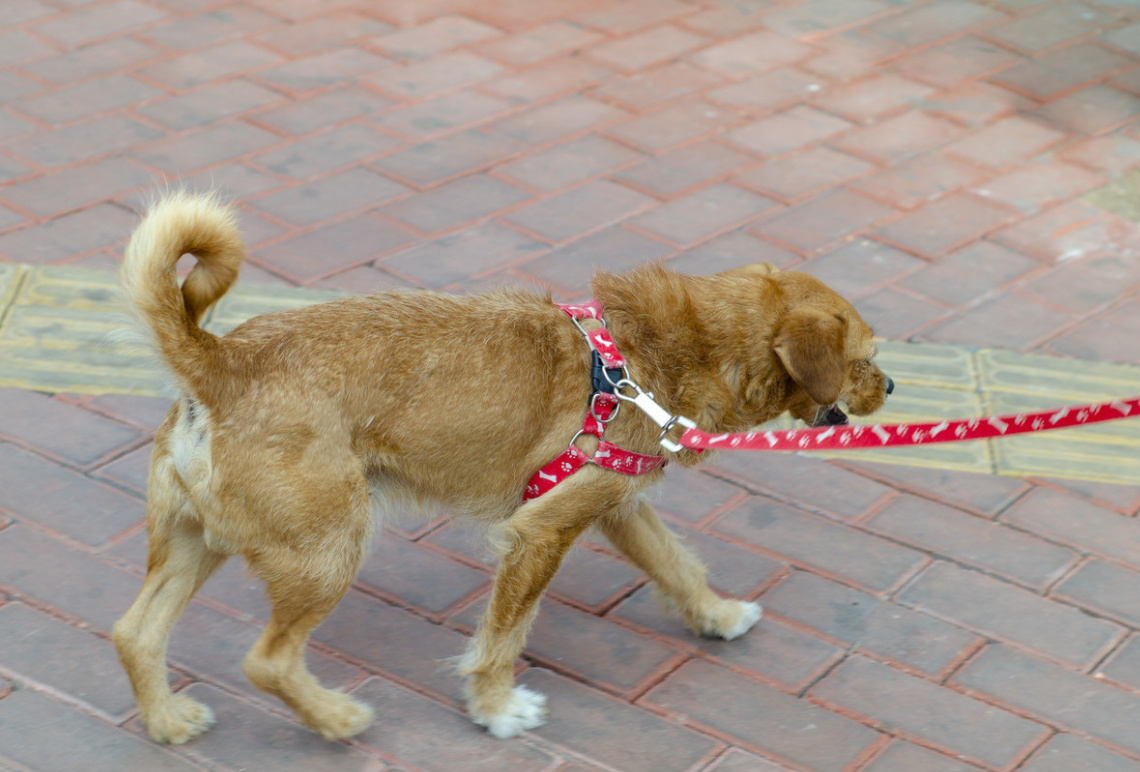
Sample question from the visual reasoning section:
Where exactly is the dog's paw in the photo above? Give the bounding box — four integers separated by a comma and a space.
472, 686, 548, 739
696, 599, 763, 641
145, 692, 216, 745
304, 691, 375, 740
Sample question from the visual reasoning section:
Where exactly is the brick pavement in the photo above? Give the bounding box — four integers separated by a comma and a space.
1, 1, 1140, 771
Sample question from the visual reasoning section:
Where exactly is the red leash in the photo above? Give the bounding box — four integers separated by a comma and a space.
677, 397, 1140, 452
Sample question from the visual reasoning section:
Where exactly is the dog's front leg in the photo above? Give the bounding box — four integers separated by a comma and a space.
597, 497, 762, 640
458, 488, 601, 739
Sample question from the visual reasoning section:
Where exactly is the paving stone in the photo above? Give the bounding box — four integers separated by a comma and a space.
953, 644, 1140, 757
14, 74, 164, 125
726, 106, 852, 158
605, 101, 738, 152
1020, 734, 1140, 772
252, 86, 395, 136
749, 189, 895, 254
382, 174, 529, 234
993, 42, 1133, 100
801, 239, 923, 299
1054, 559, 1140, 628
1021, 251, 1140, 314
260, 47, 394, 93
896, 241, 1042, 306
0, 603, 138, 716
504, 179, 653, 242
257, 214, 417, 281
547, 544, 642, 609
7, 114, 164, 168
373, 51, 502, 99
900, 562, 1123, 668
982, 2, 1116, 53
834, 111, 965, 166
814, 74, 935, 124
587, 25, 708, 73
141, 39, 284, 89
477, 20, 602, 65
381, 222, 545, 287
518, 226, 674, 294
0, 387, 143, 466
251, 124, 401, 180
665, 231, 798, 276
250, 169, 410, 227
688, 30, 813, 77
861, 741, 979, 772
702, 748, 797, 772
131, 122, 281, 175
353, 677, 556, 772
356, 536, 488, 614
630, 184, 779, 246
944, 116, 1067, 169
498, 135, 642, 192
0, 203, 139, 266
592, 60, 722, 110
734, 146, 874, 203
867, 495, 1075, 589
920, 291, 1072, 349
811, 656, 1044, 769
0, 689, 198, 772
1048, 298, 1140, 362
850, 153, 987, 211
374, 15, 502, 60
1098, 636, 1140, 692
713, 497, 926, 592
761, 571, 980, 676
645, 659, 878, 772
708, 68, 823, 115
21, 35, 160, 84
376, 90, 515, 140
482, 57, 613, 103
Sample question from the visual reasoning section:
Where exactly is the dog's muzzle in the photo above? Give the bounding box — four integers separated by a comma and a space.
886, 376, 895, 396
814, 405, 849, 427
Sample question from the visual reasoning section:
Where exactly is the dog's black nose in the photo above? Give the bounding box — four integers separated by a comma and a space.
885, 376, 895, 396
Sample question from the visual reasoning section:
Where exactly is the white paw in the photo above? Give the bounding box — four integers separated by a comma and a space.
717, 600, 763, 641
479, 686, 548, 739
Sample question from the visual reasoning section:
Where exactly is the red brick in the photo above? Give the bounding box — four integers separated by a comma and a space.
1048, 298, 1140, 362
257, 12, 390, 55
253, 124, 401, 180
1036, 477, 1140, 516
982, 3, 1116, 53
763, 0, 894, 40
250, 169, 410, 227
8, 114, 164, 168
0, 390, 144, 468
802, 238, 923, 299
141, 4, 280, 49
1063, 133, 1140, 175
548, 545, 643, 609
376, 130, 523, 187
1099, 636, 1140, 691
994, 42, 1133, 100
869, 0, 1007, 46
707, 67, 822, 114
892, 35, 1024, 89
944, 116, 1067, 168
991, 199, 1132, 262
254, 86, 395, 136
131, 122, 281, 174
651, 467, 746, 524
142, 40, 284, 89
373, 15, 502, 60
748, 188, 895, 254
898, 240, 1039, 306
482, 56, 612, 103
666, 230, 798, 275
854, 286, 952, 338
86, 393, 174, 433
353, 677, 556, 771
952, 644, 1140, 756
0, 0, 58, 26
725, 106, 852, 158
811, 656, 1045, 769
477, 20, 601, 65
574, 0, 696, 35
1055, 559, 1140, 627
703, 748, 797, 772
614, 140, 752, 198
762, 571, 979, 676
0, 444, 143, 546
1036, 85, 1140, 135
314, 265, 413, 293
94, 442, 150, 495
31, 0, 167, 46
0, 526, 142, 632
381, 222, 545, 287
0, 205, 26, 232
1105, 20, 1140, 56
630, 183, 779, 246
498, 135, 642, 192
804, 29, 905, 82
0, 690, 198, 772
849, 153, 987, 210
815, 74, 935, 124
257, 214, 417, 281
902, 562, 1123, 667
317, 589, 470, 700
526, 668, 720, 772
137, 79, 284, 131
734, 146, 874, 203
606, 100, 738, 151
615, 589, 841, 691
862, 741, 979, 772
0, 202, 139, 265
586, 25, 707, 72
23, 36, 160, 84
174, 684, 377, 772
518, 226, 673, 294
713, 496, 925, 592
592, 61, 724, 110
0, 110, 36, 143
0, 603, 138, 716
503, 179, 653, 242
1021, 734, 1140, 772
645, 659, 879, 772
1021, 251, 1140, 313
494, 95, 626, 144
14, 74, 163, 125
689, 30, 813, 77
0, 30, 56, 67
371, 51, 502, 99
925, 81, 1035, 126
356, 536, 488, 614
869, 495, 1076, 588
833, 111, 965, 165
378, 89, 514, 140
715, 452, 896, 521
260, 47, 395, 93
876, 193, 1017, 258
920, 291, 1071, 348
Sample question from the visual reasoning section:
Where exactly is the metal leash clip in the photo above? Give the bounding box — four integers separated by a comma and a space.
606, 377, 696, 452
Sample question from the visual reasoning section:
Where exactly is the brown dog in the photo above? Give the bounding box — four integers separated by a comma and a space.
113, 192, 892, 744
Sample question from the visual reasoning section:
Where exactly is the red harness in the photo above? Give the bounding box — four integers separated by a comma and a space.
523, 301, 667, 501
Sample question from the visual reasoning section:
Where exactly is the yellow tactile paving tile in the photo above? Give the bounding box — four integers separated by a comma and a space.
0, 265, 1137, 484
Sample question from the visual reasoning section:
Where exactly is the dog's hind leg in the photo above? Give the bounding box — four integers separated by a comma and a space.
597, 497, 762, 640
113, 511, 227, 744
241, 490, 374, 740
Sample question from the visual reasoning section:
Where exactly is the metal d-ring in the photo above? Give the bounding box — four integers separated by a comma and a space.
590, 392, 621, 423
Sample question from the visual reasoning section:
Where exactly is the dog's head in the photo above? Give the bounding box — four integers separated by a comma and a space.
720, 264, 892, 428
765, 270, 892, 427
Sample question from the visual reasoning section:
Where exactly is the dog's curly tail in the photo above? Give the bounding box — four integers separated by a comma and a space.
120, 191, 244, 400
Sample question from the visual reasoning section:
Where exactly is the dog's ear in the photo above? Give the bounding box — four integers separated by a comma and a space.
720, 262, 779, 278
774, 309, 848, 406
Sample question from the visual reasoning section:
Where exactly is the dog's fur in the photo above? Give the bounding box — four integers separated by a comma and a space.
112, 192, 891, 744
